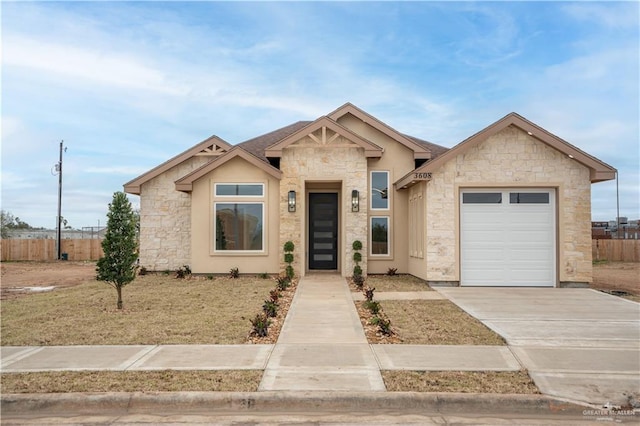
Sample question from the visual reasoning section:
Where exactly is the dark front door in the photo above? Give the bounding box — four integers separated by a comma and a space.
309, 193, 338, 270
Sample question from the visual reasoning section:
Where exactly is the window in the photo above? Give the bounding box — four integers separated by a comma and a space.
371, 171, 389, 209
371, 217, 389, 255
409, 192, 424, 258
509, 192, 549, 204
213, 183, 265, 252
462, 193, 502, 204
215, 183, 263, 197
215, 203, 263, 251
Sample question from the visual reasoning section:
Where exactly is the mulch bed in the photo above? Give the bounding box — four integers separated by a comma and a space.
247, 278, 298, 344
349, 277, 403, 344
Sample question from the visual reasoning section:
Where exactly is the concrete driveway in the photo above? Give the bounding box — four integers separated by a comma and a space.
436, 288, 640, 407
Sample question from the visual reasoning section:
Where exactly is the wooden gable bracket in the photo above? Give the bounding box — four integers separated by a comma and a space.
307, 126, 342, 146
195, 143, 228, 156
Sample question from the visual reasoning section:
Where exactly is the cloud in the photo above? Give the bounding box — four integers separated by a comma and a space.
562, 2, 640, 29
2, 35, 188, 96
84, 166, 150, 176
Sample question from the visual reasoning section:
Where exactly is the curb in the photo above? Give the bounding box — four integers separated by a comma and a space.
2, 391, 589, 416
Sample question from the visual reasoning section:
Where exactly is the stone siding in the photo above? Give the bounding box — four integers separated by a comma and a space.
425, 125, 592, 284
280, 139, 368, 276
139, 157, 210, 271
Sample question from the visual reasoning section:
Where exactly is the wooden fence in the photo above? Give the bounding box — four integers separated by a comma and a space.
592, 239, 640, 262
1, 238, 637, 263
1, 239, 104, 262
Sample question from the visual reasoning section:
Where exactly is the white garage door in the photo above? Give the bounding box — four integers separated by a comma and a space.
460, 189, 556, 287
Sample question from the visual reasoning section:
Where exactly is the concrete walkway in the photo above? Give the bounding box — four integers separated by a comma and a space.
259, 273, 385, 391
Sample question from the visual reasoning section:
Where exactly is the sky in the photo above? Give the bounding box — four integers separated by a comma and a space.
1, 1, 638, 230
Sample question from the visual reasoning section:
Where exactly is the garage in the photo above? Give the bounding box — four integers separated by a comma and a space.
460, 188, 556, 287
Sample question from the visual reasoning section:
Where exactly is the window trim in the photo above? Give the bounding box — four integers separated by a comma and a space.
370, 216, 391, 257
213, 201, 265, 253
370, 171, 390, 210
214, 183, 264, 197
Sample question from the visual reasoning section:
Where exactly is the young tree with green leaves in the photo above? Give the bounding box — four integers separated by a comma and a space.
97, 192, 138, 310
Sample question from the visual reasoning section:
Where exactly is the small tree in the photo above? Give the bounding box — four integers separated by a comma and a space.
97, 192, 138, 310
284, 241, 295, 279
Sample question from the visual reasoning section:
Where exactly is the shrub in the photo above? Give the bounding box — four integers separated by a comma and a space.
269, 289, 280, 303
352, 240, 363, 278
364, 300, 380, 315
258, 272, 269, 279
364, 286, 375, 302
138, 266, 147, 276
276, 275, 291, 291
250, 314, 271, 337
352, 274, 365, 289
285, 265, 294, 280
262, 300, 278, 318
229, 267, 240, 279
284, 241, 295, 279
370, 316, 392, 336
175, 265, 191, 279
207, 275, 214, 280
386, 268, 398, 276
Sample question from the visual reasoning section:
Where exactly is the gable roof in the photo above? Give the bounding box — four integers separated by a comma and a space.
403, 134, 450, 160
395, 112, 617, 189
264, 116, 383, 158
174, 146, 282, 193
328, 102, 432, 159
124, 135, 232, 195
238, 121, 312, 161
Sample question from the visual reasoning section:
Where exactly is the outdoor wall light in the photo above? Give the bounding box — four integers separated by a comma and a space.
351, 190, 360, 212
288, 190, 296, 212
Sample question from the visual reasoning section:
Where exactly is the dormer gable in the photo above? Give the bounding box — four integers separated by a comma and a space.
264, 116, 383, 158
124, 135, 231, 195
328, 102, 431, 160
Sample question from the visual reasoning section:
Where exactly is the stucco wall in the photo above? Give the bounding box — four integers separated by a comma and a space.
338, 114, 417, 274
421, 125, 592, 284
279, 138, 368, 277
190, 156, 280, 274
138, 156, 210, 271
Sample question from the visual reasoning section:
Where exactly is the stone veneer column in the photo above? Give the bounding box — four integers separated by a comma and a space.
279, 143, 368, 277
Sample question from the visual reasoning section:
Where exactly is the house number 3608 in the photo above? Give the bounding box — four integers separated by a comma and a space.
414, 173, 432, 180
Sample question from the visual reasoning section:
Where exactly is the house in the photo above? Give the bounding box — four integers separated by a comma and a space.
124, 103, 616, 287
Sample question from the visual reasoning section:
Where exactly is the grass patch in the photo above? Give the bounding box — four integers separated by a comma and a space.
1, 370, 262, 393
1, 275, 275, 345
382, 371, 539, 393
380, 300, 505, 345
363, 275, 432, 292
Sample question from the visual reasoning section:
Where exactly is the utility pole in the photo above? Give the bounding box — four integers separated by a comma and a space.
55, 140, 66, 260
